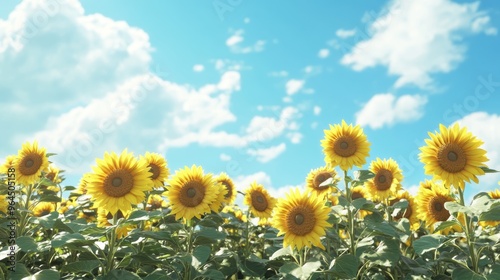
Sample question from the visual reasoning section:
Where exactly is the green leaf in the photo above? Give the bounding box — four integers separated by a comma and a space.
103, 269, 142, 280
51, 232, 91, 248
8, 263, 31, 279
480, 166, 499, 173
487, 264, 500, 280
353, 170, 375, 181
329, 254, 359, 279
22, 269, 60, 280
270, 246, 293, 260
62, 260, 100, 274
36, 211, 59, 229
198, 214, 224, 228
434, 220, 461, 233
445, 202, 473, 216
301, 261, 321, 280
363, 238, 400, 267
479, 202, 500, 221
413, 235, 447, 255
131, 253, 163, 265
201, 269, 225, 280
194, 227, 226, 244
143, 270, 170, 280
240, 259, 266, 277
16, 236, 39, 252
38, 194, 61, 203
452, 267, 486, 280
192, 245, 211, 267
126, 210, 149, 222
279, 262, 301, 278
364, 213, 399, 237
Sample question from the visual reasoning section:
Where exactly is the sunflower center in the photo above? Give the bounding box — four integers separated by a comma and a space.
179, 181, 205, 207
19, 154, 43, 176
429, 195, 451, 221
251, 192, 268, 212
314, 172, 332, 191
149, 164, 160, 180
374, 169, 393, 191
40, 210, 51, 216
221, 182, 233, 199
287, 205, 316, 236
333, 136, 357, 157
437, 143, 467, 173
351, 191, 363, 200
103, 169, 134, 198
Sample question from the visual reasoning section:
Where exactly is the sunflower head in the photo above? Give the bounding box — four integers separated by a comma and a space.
215, 173, 237, 205
78, 209, 97, 223
243, 182, 277, 220
0, 195, 8, 214
208, 182, 228, 213
33, 202, 56, 217
305, 166, 340, 199
480, 188, 500, 228
365, 158, 403, 202
389, 190, 419, 230
44, 164, 62, 184
350, 186, 371, 219
76, 173, 92, 195
420, 123, 488, 190
87, 149, 152, 215
488, 188, 500, 199
166, 165, 221, 221
14, 141, 50, 186
58, 198, 76, 214
222, 205, 248, 223
139, 152, 169, 189
145, 194, 169, 211
273, 188, 332, 250
321, 120, 370, 171
97, 208, 133, 239
0, 155, 16, 174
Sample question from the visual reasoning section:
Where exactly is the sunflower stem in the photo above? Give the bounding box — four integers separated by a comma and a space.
244, 207, 251, 258
105, 213, 118, 275
344, 170, 357, 257
458, 186, 478, 273
18, 183, 34, 237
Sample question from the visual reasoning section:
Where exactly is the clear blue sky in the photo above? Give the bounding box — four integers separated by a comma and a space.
1, 0, 499, 202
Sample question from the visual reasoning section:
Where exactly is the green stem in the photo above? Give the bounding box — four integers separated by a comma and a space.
105, 213, 118, 275
458, 187, 478, 273
344, 170, 356, 257
18, 184, 34, 237
245, 208, 251, 257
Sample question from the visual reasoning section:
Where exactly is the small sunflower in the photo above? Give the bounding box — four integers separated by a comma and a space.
44, 164, 62, 184
78, 209, 97, 223
76, 173, 92, 195
222, 205, 247, 223
350, 186, 371, 219
273, 188, 332, 250
420, 123, 488, 190
33, 202, 56, 217
145, 194, 169, 211
365, 158, 403, 202
305, 166, 340, 199
389, 190, 419, 230
166, 165, 220, 221
14, 141, 49, 186
0, 195, 8, 214
244, 182, 277, 220
321, 120, 370, 171
139, 152, 169, 189
480, 188, 500, 228
208, 182, 228, 213
488, 188, 500, 199
0, 155, 16, 174
215, 173, 237, 205
58, 198, 76, 214
97, 208, 133, 239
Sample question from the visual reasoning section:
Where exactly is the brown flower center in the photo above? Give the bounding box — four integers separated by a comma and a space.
103, 169, 134, 198
313, 172, 332, 191
333, 136, 357, 157
351, 191, 363, 200
287, 205, 316, 236
429, 195, 451, 221
221, 181, 233, 199
390, 198, 412, 220
251, 191, 268, 212
374, 169, 393, 191
149, 163, 160, 180
178, 181, 205, 207
437, 143, 467, 173
19, 153, 43, 176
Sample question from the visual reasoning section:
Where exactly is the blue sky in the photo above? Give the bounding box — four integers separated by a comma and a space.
1, 0, 499, 203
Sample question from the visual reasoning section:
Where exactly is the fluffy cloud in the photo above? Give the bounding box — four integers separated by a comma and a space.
226, 29, 265, 54
318, 48, 330, 58
193, 64, 204, 72
356, 93, 428, 129
247, 143, 286, 163
285, 79, 305, 95
341, 0, 496, 88
220, 153, 231, 161
336, 28, 356, 38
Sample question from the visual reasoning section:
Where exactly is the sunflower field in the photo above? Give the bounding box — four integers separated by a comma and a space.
1, 121, 500, 280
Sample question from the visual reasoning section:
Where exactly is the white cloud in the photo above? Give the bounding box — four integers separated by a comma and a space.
287, 132, 302, 144
341, 0, 497, 89
318, 48, 330, 58
285, 79, 305, 95
313, 106, 321, 116
268, 184, 300, 200
220, 153, 231, 161
336, 28, 357, 38
455, 112, 500, 188
234, 171, 272, 191
245, 106, 301, 143
213, 58, 249, 72
193, 64, 204, 72
269, 70, 288, 77
356, 93, 428, 129
247, 143, 286, 163
406, 184, 420, 196
226, 29, 265, 54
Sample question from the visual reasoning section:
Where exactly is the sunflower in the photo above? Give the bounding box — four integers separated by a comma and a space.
389, 190, 419, 230
350, 186, 371, 219
321, 120, 370, 171
97, 208, 133, 239
44, 164, 62, 184
244, 182, 277, 220
58, 198, 76, 214
87, 149, 152, 215
273, 188, 332, 250
14, 141, 49, 186
305, 166, 340, 199
76, 173, 92, 195
139, 152, 169, 189
145, 194, 169, 211
78, 209, 97, 223
166, 165, 220, 221
0, 155, 16, 174
208, 182, 228, 213
0, 195, 7, 214
222, 205, 247, 223
420, 123, 488, 190
489, 188, 500, 199
416, 180, 461, 234
215, 173, 237, 205
365, 158, 403, 202
480, 188, 500, 228
33, 202, 56, 217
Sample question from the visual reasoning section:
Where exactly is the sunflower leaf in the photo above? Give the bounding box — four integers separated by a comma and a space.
16, 236, 39, 253
270, 246, 293, 260
480, 166, 500, 173
103, 270, 142, 280
328, 254, 359, 279
452, 267, 487, 280
23, 269, 60, 280
61, 260, 100, 274
413, 235, 447, 255
363, 238, 400, 267
479, 202, 500, 221
433, 220, 461, 233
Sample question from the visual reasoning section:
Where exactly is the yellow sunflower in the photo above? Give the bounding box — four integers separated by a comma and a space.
139, 152, 169, 189
215, 173, 237, 205
208, 182, 228, 213
76, 173, 92, 195
145, 194, 169, 211
273, 188, 332, 250
416, 180, 461, 234
0, 195, 8, 214
44, 164, 62, 184
166, 165, 220, 221
388, 190, 419, 230
58, 198, 76, 214
321, 120, 370, 171
78, 209, 97, 223
14, 141, 49, 186
305, 166, 340, 199
365, 158, 403, 202
0, 155, 16, 174
420, 123, 488, 190
488, 188, 500, 199
243, 182, 277, 220
350, 186, 371, 219
33, 202, 56, 217
222, 205, 248, 223
97, 208, 133, 239
480, 188, 500, 228
87, 149, 152, 215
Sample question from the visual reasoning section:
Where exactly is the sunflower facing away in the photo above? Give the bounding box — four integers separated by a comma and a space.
389, 190, 419, 230
365, 158, 403, 202
305, 166, 340, 199
0, 155, 16, 174
215, 173, 237, 205
87, 149, 153, 215
33, 202, 56, 217
44, 164, 62, 184
139, 152, 169, 189
145, 194, 169, 211
321, 120, 370, 171
14, 141, 49, 186
166, 165, 221, 221
244, 182, 277, 220
273, 188, 332, 250
420, 123, 488, 190
350, 186, 371, 219
97, 208, 133, 239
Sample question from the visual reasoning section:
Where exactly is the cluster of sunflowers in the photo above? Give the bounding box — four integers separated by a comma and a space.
0, 121, 499, 279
